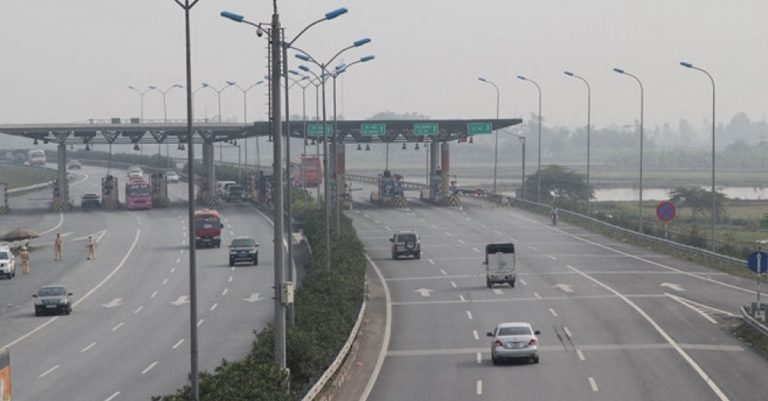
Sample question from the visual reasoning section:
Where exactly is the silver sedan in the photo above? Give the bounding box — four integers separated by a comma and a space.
487, 322, 541, 364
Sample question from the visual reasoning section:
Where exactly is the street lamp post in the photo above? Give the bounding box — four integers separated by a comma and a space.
201, 82, 235, 161
680, 61, 717, 252
613, 68, 645, 233
564, 71, 592, 215
226, 80, 264, 173
149, 84, 184, 157
478, 77, 500, 195
128, 85, 153, 122
510, 132, 526, 200
516, 75, 542, 202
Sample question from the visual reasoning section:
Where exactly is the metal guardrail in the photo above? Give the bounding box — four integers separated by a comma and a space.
345, 174, 428, 191
741, 305, 768, 337
301, 299, 366, 401
7, 180, 55, 197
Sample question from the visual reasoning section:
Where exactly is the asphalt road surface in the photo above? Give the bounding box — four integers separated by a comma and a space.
352, 194, 768, 401
0, 165, 276, 400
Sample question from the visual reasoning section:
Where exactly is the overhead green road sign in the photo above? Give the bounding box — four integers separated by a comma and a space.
414, 122, 439, 136
467, 122, 493, 135
361, 123, 386, 136
307, 123, 333, 138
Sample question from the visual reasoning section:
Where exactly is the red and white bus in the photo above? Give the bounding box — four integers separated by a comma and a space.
125, 177, 152, 210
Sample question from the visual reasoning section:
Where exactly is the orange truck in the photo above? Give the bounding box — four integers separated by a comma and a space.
193, 209, 223, 248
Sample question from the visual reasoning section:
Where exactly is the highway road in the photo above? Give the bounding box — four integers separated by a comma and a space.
0, 164, 276, 400
352, 194, 768, 401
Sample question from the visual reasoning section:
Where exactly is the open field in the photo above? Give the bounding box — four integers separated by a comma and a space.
0, 164, 57, 189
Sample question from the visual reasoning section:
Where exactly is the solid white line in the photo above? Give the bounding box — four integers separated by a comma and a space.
141, 361, 158, 375
197, 319, 204, 327
534, 292, 542, 299
40, 213, 64, 235
476, 380, 483, 395
466, 311, 473, 320
228, 276, 233, 283
473, 330, 479, 340
451, 281, 458, 288
81, 342, 97, 353
133, 306, 143, 314
428, 259, 436, 265
440, 269, 447, 275
520, 279, 528, 286
547, 255, 557, 261
460, 295, 466, 302
665, 293, 718, 324
563, 326, 573, 338
162, 278, 169, 286
104, 392, 120, 401
476, 352, 482, 364
492, 289, 504, 295
210, 303, 218, 311
111, 322, 124, 332
577, 349, 586, 361
172, 339, 185, 350
549, 308, 558, 317
38, 365, 60, 378
222, 288, 229, 296
567, 264, 731, 401
150, 291, 158, 299
589, 377, 599, 392
361, 254, 392, 401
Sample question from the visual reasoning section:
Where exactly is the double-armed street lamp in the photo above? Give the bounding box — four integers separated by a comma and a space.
564, 71, 592, 215
225, 80, 264, 169
128, 85, 153, 122
149, 84, 184, 157
680, 61, 717, 252
201, 82, 236, 161
477, 77, 501, 195
613, 68, 645, 233
516, 75, 542, 202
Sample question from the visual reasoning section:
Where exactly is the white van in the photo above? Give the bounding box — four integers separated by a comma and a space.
215, 181, 237, 197
0, 246, 16, 279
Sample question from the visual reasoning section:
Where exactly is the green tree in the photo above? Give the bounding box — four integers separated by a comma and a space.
669, 187, 727, 220
523, 165, 593, 206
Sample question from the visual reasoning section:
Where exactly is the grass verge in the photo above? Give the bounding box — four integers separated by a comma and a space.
0, 165, 57, 189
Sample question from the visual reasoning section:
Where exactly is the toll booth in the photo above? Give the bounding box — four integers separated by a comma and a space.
51, 177, 71, 212
101, 175, 120, 209
0, 183, 8, 214
150, 172, 169, 207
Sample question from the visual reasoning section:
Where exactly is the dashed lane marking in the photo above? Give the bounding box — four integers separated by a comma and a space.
476, 380, 483, 395
133, 306, 143, 314
141, 361, 158, 375
466, 311, 474, 320
472, 330, 479, 340
577, 349, 586, 361
150, 291, 158, 299
197, 319, 204, 327
492, 289, 504, 295
104, 392, 120, 401
222, 288, 229, 296
451, 281, 458, 288
547, 255, 557, 261
111, 322, 124, 332
172, 339, 184, 350
589, 377, 599, 392
210, 303, 218, 311
549, 308, 558, 317
81, 342, 96, 353
534, 292, 542, 299
38, 365, 60, 378
162, 278, 169, 286
563, 326, 573, 338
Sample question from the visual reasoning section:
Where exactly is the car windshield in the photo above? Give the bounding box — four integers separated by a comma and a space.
38, 287, 67, 297
498, 326, 532, 336
397, 233, 416, 242
195, 217, 220, 228
0, 251, 9, 260
127, 184, 150, 196
231, 238, 255, 247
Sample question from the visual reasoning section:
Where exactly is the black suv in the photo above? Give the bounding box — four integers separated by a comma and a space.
81, 193, 101, 209
33, 286, 73, 316
390, 231, 421, 260
229, 237, 259, 266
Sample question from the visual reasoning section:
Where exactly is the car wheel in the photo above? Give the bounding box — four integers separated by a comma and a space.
415, 252, 421, 259
392, 253, 398, 260
229, 259, 235, 267
510, 279, 516, 288
253, 256, 258, 266
533, 355, 539, 364
486, 278, 492, 289
492, 355, 499, 365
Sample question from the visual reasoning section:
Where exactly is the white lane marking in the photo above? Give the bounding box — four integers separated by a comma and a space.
104, 392, 121, 401
38, 365, 60, 378
528, 245, 539, 251
476, 380, 483, 395
471, 247, 480, 253
361, 254, 393, 401
170, 267, 176, 274
150, 291, 158, 299
589, 377, 599, 392
547, 255, 557, 261
567, 264, 732, 401
172, 339, 185, 350
520, 279, 528, 286
577, 349, 586, 361
476, 352, 482, 364
492, 289, 504, 295
40, 213, 64, 235
228, 276, 233, 283
549, 308, 558, 317
431, 224, 438, 229
182, 239, 186, 245
230, 230, 235, 235
133, 306, 143, 314
230, 266, 235, 271
440, 269, 447, 275
458, 239, 466, 244
364, 213, 371, 218
493, 229, 503, 235
81, 342, 96, 353
374, 219, 381, 224
479, 223, 487, 229
179, 249, 184, 255
459, 295, 466, 302
175, 257, 181, 264
533, 292, 542, 299
197, 319, 204, 327
162, 278, 169, 286
563, 326, 573, 338
111, 322, 125, 332
665, 293, 718, 324
451, 281, 458, 288
445, 231, 452, 236
222, 288, 229, 296
466, 311, 473, 320
384, 226, 391, 231
472, 330, 479, 340
428, 259, 435, 265
141, 361, 158, 375
210, 303, 218, 311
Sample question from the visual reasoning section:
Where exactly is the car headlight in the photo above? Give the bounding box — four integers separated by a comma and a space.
60, 298, 69, 304
229, 251, 238, 255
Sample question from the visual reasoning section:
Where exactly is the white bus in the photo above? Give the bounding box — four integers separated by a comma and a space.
28, 149, 46, 166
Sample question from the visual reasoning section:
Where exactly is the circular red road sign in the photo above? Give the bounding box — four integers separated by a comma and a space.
656, 201, 676, 222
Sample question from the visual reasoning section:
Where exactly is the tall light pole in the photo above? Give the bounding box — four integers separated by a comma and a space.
680, 61, 717, 252
564, 71, 592, 215
517, 75, 542, 202
128, 85, 152, 122
149, 84, 184, 157
225, 80, 264, 171
169, 0, 200, 399
201, 82, 235, 161
509, 131, 526, 200
613, 68, 645, 233
295, 36, 372, 272
478, 77, 500, 194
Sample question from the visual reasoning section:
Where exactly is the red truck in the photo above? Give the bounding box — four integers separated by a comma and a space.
292, 154, 322, 187
194, 209, 223, 248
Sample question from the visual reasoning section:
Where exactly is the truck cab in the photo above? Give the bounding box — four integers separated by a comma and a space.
484, 243, 517, 288
194, 209, 223, 248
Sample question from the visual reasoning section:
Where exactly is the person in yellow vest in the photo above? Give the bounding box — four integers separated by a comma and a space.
53, 233, 63, 261
20, 246, 30, 274
86, 236, 96, 261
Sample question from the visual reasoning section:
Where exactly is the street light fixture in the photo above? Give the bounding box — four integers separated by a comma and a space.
201, 82, 235, 161
516, 75, 542, 202
477, 77, 500, 195
128, 85, 153, 122
680, 61, 717, 252
564, 70, 592, 215
225, 80, 264, 170
613, 67, 645, 233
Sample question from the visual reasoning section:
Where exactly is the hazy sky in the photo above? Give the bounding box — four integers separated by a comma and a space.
1, 0, 766, 130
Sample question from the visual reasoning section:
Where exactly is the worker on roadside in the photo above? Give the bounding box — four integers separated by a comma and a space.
20, 246, 30, 274
86, 236, 96, 261
53, 233, 63, 261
